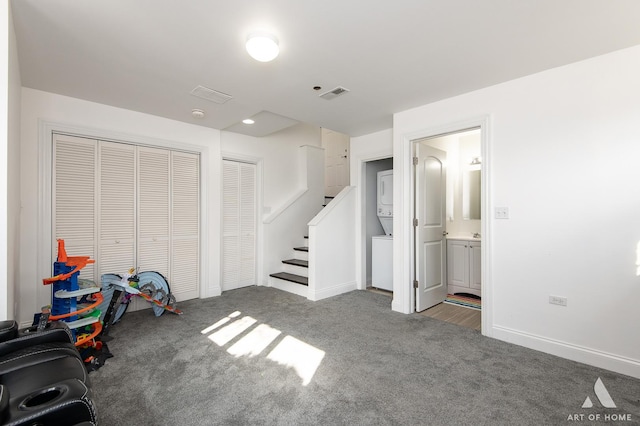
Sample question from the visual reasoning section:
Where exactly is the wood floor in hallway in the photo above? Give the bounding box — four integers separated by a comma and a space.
368, 287, 481, 331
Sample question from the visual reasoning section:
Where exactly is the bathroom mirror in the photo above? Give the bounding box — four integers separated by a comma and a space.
463, 169, 481, 220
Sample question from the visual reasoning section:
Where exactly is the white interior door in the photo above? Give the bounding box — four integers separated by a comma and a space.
99, 141, 136, 276
53, 134, 97, 281
415, 144, 447, 312
222, 160, 256, 291
170, 151, 200, 301
323, 128, 349, 197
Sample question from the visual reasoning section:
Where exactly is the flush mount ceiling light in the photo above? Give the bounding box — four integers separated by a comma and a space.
242, 118, 255, 124
246, 32, 279, 62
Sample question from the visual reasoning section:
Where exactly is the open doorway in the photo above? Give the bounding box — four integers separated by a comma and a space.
413, 128, 482, 331
364, 158, 393, 293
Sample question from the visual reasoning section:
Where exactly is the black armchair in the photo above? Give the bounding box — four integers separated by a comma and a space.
0, 320, 97, 426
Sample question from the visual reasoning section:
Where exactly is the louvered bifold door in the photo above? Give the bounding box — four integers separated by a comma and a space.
137, 147, 170, 277
171, 151, 200, 301
53, 134, 97, 281
222, 160, 256, 291
98, 141, 136, 277
238, 162, 256, 286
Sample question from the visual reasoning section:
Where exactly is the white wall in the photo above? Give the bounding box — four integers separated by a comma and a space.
221, 124, 321, 212
20, 88, 221, 326
351, 129, 393, 290
308, 186, 356, 300
393, 45, 640, 378
221, 126, 323, 287
0, 3, 21, 321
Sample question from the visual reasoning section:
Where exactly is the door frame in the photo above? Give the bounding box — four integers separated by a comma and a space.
394, 115, 493, 336
353, 149, 394, 290
220, 153, 263, 291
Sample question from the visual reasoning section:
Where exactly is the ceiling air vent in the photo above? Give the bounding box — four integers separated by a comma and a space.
190, 85, 233, 104
319, 86, 350, 100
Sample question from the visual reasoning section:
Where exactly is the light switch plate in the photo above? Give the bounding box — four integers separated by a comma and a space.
495, 207, 510, 219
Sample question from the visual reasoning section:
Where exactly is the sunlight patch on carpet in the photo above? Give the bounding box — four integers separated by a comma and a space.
267, 335, 325, 386
208, 316, 257, 346
227, 324, 281, 358
201, 311, 241, 334
202, 312, 325, 386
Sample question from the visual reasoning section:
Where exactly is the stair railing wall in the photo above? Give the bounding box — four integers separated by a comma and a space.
307, 186, 357, 301
262, 145, 325, 287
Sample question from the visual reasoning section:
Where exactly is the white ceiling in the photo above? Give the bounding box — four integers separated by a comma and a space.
11, 0, 640, 137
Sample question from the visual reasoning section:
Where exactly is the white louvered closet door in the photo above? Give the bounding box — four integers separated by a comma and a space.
53, 134, 97, 281
222, 160, 256, 291
138, 147, 170, 278
171, 151, 200, 301
53, 135, 201, 306
99, 141, 136, 276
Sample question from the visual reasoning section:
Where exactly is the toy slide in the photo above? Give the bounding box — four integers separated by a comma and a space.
41, 239, 104, 348
42, 240, 95, 285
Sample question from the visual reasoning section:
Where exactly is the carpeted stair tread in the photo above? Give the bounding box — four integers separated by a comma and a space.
282, 259, 308, 268
293, 246, 308, 252
269, 272, 308, 286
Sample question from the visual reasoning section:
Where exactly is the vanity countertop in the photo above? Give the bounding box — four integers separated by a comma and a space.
447, 235, 481, 242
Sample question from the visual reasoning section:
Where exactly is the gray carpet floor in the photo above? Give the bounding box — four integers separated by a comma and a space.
90, 287, 640, 425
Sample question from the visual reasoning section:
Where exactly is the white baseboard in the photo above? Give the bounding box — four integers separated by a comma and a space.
492, 325, 640, 379
308, 281, 356, 302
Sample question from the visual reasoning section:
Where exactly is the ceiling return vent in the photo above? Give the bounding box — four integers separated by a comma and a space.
190, 85, 233, 104
319, 86, 350, 100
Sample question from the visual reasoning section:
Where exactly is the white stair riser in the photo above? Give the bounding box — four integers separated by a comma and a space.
282, 263, 309, 276
269, 277, 308, 297
293, 250, 308, 261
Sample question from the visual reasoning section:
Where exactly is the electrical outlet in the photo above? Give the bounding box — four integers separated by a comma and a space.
495, 207, 510, 219
549, 295, 567, 306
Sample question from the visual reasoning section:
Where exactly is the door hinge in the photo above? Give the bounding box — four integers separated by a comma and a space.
413, 218, 418, 227
413, 156, 418, 166
413, 280, 419, 289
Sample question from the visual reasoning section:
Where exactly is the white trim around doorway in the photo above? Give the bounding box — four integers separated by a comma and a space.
393, 115, 493, 337
353, 149, 393, 291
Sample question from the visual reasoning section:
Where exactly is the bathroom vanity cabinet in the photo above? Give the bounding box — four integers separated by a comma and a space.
447, 238, 481, 296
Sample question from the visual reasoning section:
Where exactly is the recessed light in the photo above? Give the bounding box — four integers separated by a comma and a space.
192, 109, 205, 118
242, 118, 255, 124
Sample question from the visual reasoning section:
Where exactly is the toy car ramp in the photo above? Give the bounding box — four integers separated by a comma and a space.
137, 271, 171, 317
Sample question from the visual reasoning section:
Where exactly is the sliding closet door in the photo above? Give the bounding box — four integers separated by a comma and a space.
171, 151, 200, 301
53, 134, 97, 280
222, 159, 256, 291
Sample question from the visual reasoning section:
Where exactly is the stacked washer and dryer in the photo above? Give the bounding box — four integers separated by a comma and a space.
371, 169, 393, 291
